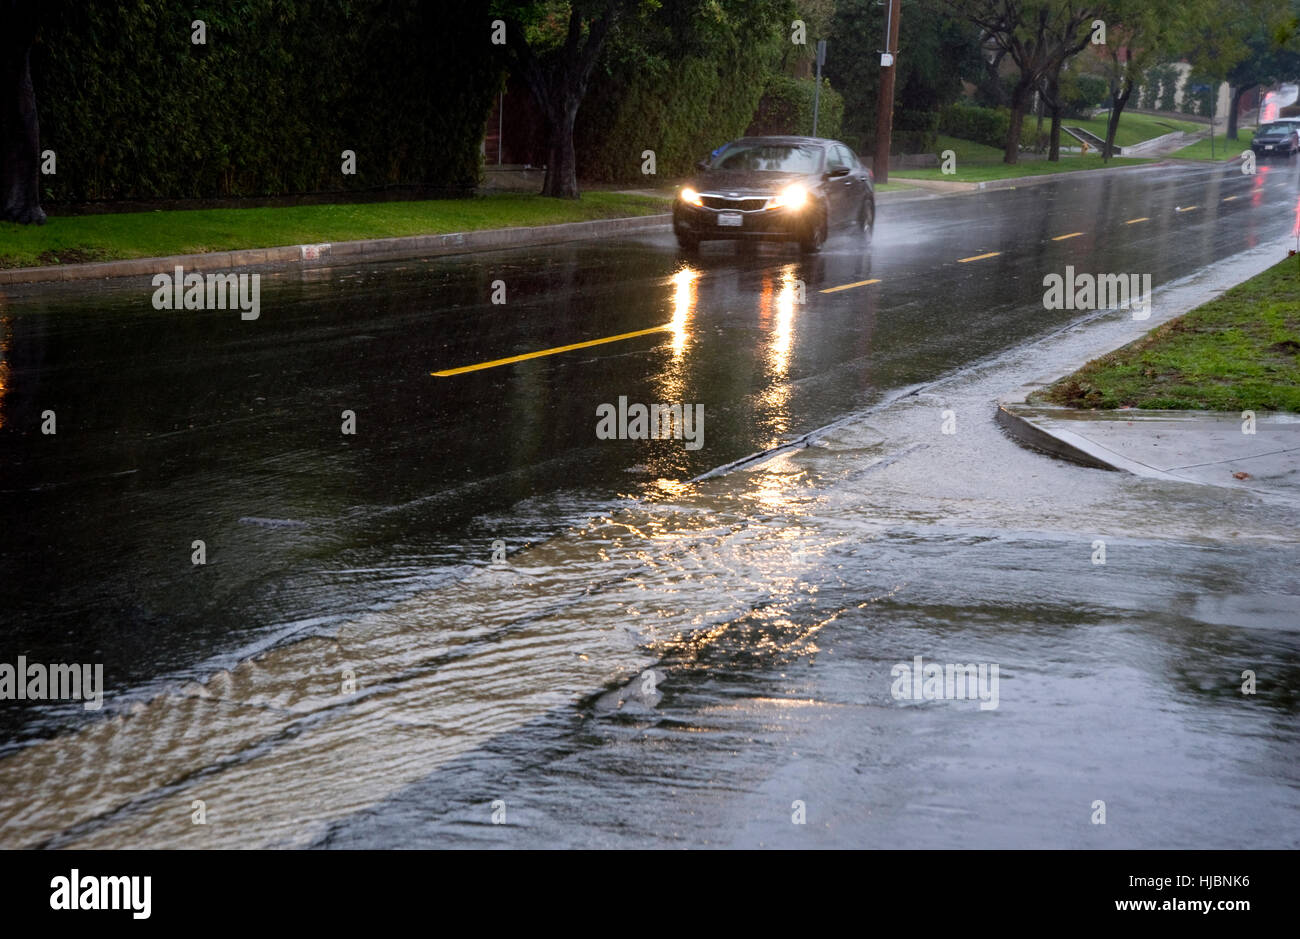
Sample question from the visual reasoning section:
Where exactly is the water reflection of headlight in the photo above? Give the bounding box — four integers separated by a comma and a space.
670, 267, 698, 357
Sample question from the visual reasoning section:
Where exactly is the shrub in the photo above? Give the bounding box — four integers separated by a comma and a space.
32, 0, 501, 202
746, 75, 844, 140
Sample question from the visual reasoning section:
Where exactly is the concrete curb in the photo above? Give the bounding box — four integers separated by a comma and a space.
994, 238, 1298, 482
995, 396, 1120, 471
0, 213, 673, 286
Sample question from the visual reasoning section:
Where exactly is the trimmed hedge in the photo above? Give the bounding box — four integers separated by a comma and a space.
573, 0, 790, 184
575, 53, 773, 183
32, 1, 503, 202
746, 75, 844, 141
939, 100, 1044, 153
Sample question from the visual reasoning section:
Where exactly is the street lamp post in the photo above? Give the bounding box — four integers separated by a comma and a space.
873, 0, 903, 184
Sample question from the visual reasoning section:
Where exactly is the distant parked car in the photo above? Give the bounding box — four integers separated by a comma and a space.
672, 136, 875, 254
1251, 122, 1300, 157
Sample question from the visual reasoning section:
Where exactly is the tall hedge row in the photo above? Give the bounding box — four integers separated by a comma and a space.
575, 53, 773, 182
572, 0, 791, 183
746, 75, 844, 141
32, 1, 503, 202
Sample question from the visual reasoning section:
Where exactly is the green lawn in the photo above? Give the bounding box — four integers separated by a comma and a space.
933, 134, 1007, 163
0, 192, 670, 269
1169, 129, 1256, 161
1067, 111, 1203, 148
894, 151, 1150, 183
1033, 257, 1300, 413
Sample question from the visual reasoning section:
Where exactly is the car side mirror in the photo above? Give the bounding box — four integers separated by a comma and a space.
695, 160, 709, 172
828, 166, 851, 178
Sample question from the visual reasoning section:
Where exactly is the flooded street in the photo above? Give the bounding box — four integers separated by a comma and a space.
1, 163, 1298, 848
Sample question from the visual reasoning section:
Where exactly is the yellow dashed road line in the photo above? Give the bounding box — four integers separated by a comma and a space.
436, 190, 1246, 377
432, 324, 672, 377
820, 278, 882, 293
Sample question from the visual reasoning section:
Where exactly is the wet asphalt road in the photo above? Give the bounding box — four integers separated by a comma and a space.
1, 159, 1298, 848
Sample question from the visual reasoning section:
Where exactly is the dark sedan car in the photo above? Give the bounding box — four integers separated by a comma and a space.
672, 136, 875, 253
1251, 122, 1300, 157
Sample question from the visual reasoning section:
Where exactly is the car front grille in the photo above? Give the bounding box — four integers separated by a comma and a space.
700, 195, 768, 211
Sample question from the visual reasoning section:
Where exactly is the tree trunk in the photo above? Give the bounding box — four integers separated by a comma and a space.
1, 0, 44, 225
541, 104, 579, 199
1046, 75, 1061, 161
1005, 79, 1033, 164
1227, 84, 1252, 141
1104, 81, 1132, 162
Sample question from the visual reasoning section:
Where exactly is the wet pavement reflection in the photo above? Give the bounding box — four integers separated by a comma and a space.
1, 161, 1298, 847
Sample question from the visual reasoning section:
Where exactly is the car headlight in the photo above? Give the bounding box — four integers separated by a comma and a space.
767, 183, 808, 210
680, 187, 703, 207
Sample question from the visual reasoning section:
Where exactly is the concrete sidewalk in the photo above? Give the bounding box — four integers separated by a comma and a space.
998, 398, 1300, 497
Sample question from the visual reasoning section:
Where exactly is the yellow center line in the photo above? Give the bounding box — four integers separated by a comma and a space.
1051, 232, 1084, 241
1176, 205, 1198, 212
820, 278, 882, 293
1222, 195, 1238, 202
431, 324, 672, 377
1126, 217, 1150, 224
957, 252, 1001, 263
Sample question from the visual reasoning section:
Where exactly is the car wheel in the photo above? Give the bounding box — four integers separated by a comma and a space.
798, 209, 828, 254
857, 196, 875, 236
676, 232, 699, 254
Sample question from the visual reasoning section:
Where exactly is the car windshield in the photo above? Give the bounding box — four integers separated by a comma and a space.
1259, 123, 1289, 134
711, 143, 822, 173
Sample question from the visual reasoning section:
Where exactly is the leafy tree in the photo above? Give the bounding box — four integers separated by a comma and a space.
945, 0, 1102, 164
826, 0, 980, 153
1219, 7, 1300, 139
1090, 0, 1202, 160
574, 0, 791, 180
494, 1, 643, 198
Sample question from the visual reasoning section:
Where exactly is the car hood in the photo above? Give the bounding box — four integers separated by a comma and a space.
689, 170, 818, 195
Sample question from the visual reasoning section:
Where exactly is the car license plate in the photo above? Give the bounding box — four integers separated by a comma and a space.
1265, 145, 1274, 150
717, 212, 743, 227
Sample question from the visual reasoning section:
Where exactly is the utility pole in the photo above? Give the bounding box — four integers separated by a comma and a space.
872, 0, 902, 183
813, 40, 827, 136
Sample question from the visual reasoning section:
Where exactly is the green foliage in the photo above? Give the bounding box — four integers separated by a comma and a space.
746, 75, 844, 139
573, 0, 791, 182
1038, 256, 1300, 413
825, 0, 980, 153
938, 100, 1046, 154
1159, 69, 1180, 111
1060, 74, 1109, 118
1185, 74, 1216, 117
32, 1, 503, 202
